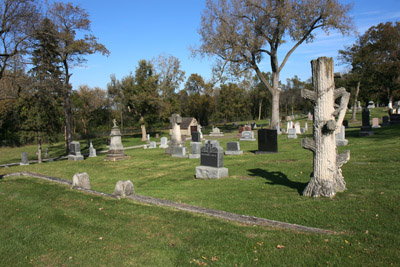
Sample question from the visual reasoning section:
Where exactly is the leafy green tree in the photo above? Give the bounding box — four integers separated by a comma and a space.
339, 21, 400, 106
20, 18, 63, 162
196, 0, 353, 129
47, 2, 110, 153
217, 82, 250, 122
72, 85, 109, 142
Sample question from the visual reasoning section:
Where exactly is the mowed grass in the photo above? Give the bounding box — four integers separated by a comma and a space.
1, 108, 399, 265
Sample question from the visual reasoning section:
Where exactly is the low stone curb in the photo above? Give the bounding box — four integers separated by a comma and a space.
1, 171, 338, 235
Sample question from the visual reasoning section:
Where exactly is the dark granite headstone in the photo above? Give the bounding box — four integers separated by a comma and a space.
192, 131, 201, 142
362, 107, 370, 127
390, 114, 400, 124
200, 141, 223, 168
227, 142, 240, 151
257, 129, 278, 153
382, 116, 390, 126
342, 120, 349, 128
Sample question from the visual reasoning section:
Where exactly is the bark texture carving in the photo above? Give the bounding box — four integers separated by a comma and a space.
301, 57, 350, 198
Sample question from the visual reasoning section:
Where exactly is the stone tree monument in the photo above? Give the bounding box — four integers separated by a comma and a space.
165, 114, 184, 154
301, 57, 350, 198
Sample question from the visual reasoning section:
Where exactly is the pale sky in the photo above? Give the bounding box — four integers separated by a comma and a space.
57, 0, 400, 90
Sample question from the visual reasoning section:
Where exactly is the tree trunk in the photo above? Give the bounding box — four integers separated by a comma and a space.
141, 121, 147, 142
301, 57, 350, 198
270, 90, 280, 129
351, 81, 360, 121
37, 134, 42, 164
258, 99, 262, 121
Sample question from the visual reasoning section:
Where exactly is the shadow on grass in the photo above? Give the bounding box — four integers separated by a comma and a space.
247, 168, 307, 195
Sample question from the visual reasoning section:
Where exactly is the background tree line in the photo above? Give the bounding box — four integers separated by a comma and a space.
1, 0, 398, 153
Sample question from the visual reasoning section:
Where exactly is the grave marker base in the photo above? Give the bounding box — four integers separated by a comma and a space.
195, 166, 228, 179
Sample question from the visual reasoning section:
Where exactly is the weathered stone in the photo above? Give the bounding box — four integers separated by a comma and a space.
189, 142, 202, 159
166, 114, 184, 154
68, 141, 84, 161
104, 121, 130, 161
336, 125, 348, 146
72, 172, 90, 189
114, 180, 135, 197
371, 118, 381, 128
195, 165, 228, 179
172, 146, 187, 158
148, 141, 156, 149
209, 127, 224, 136
20, 152, 29, 165
240, 131, 256, 141
225, 142, 243, 155
159, 137, 168, 149
89, 142, 97, 157
287, 128, 297, 139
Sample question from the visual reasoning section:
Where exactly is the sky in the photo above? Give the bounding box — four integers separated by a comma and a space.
58, 0, 400, 90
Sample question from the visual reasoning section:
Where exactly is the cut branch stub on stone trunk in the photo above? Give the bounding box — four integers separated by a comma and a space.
301, 57, 350, 198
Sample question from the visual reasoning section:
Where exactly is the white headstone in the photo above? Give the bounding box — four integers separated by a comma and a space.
159, 137, 168, 148
295, 122, 301, 134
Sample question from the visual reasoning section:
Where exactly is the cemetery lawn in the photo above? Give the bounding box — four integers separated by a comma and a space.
1, 110, 399, 266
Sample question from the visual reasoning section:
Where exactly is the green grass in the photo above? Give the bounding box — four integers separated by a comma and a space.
1, 108, 399, 266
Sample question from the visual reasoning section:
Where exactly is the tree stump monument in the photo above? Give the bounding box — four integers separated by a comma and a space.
301, 57, 350, 197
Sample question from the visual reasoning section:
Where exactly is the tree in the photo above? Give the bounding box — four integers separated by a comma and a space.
152, 54, 185, 118
339, 21, 400, 107
21, 17, 63, 163
73, 85, 108, 142
115, 60, 162, 140
196, 0, 353, 129
47, 2, 109, 153
217, 82, 250, 122
0, 0, 40, 81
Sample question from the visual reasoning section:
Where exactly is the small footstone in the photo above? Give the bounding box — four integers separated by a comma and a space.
72, 172, 91, 189
114, 180, 135, 197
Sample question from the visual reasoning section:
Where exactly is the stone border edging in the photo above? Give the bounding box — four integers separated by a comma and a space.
1, 171, 338, 235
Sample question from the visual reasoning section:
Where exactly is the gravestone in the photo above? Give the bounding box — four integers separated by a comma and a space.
172, 146, 187, 158
389, 114, 400, 124
71, 172, 90, 189
357, 101, 362, 110
256, 129, 278, 154
114, 180, 135, 197
104, 119, 130, 161
295, 122, 301, 134
166, 114, 184, 154
155, 133, 160, 139
371, 118, 381, 128
240, 131, 256, 141
342, 120, 349, 128
20, 152, 29, 165
307, 112, 313, 121
189, 141, 202, 159
192, 132, 201, 142
287, 128, 297, 139
89, 142, 97, 157
196, 140, 228, 179
68, 141, 84, 161
159, 137, 168, 149
367, 101, 375, 108
335, 125, 348, 146
276, 122, 281, 135
148, 141, 156, 149
304, 122, 308, 132
286, 121, 293, 133
45, 148, 49, 158
147, 134, 150, 141
225, 142, 243, 155
382, 116, 390, 126
359, 107, 374, 136
209, 126, 224, 136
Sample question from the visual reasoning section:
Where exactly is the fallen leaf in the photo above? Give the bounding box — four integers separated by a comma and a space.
276, 244, 285, 249
99, 207, 104, 211
344, 240, 349, 244
99, 237, 103, 240
201, 256, 207, 260
365, 230, 369, 234
211, 256, 218, 262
